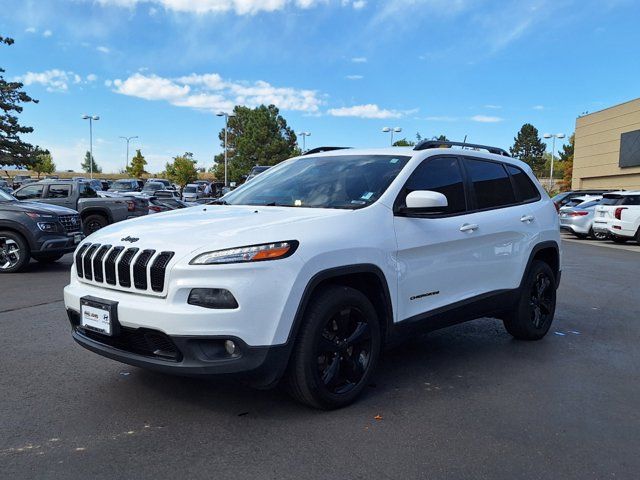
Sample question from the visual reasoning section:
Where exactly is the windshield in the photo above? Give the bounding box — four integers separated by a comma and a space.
184, 186, 197, 193
0, 190, 15, 201
600, 195, 623, 206
144, 183, 163, 191
111, 180, 134, 190
224, 154, 410, 209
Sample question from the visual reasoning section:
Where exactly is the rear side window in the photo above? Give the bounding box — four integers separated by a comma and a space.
400, 156, 467, 214
622, 195, 640, 205
79, 183, 97, 198
464, 158, 516, 209
506, 165, 541, 202
600, 195, 624, 206
45, 184, 71, 198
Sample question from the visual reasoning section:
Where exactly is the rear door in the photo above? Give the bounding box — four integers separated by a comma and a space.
43, 183, 75, 209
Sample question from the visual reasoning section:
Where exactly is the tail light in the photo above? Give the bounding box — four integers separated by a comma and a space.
569, 211, 589, 217
126, 200, 135, 212
614, 207, 627, 220
149, 205, 163, 213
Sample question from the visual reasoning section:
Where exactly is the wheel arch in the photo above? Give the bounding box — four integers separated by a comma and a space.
0, 221, 35, 251
81, 208, 113, 224
523, 241, 561, 289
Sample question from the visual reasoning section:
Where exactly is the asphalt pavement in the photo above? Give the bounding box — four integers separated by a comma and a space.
1, 240, 639, 479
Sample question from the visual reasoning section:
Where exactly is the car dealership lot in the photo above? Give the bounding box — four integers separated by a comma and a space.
1, 241, 639, 479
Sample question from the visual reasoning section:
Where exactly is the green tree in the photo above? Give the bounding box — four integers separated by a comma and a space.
558, 133, 575, 191
33, 151, 55, 178
81, 150, 102, 174
0, 36, 40, 172
126, 149, 147, 178
510, 124, 546, 176
212, 105, 298, 183
542, 152, 565, 179
393, 138, 415, 147
166, 152, 198, 188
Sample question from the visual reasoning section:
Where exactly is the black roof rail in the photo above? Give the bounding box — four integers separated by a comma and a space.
413, 140, 510, 157
302, 146, 351, 156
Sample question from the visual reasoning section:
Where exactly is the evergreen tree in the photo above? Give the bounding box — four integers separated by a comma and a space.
0, 36, 40, 171
126, 149, 147, 178
510, 124, 546, 176
81, 151, 102, 174
559, 134, 575, 191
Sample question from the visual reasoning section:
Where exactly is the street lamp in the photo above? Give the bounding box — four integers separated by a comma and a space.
119, 136, 138, 171
298, 131, 311, 152
82, 114, 100, 179
382, 127, 402, 146
216, 111, 236, 187
543, 133, 566, 189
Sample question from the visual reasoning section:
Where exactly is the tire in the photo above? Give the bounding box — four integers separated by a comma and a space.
286, 285, 382, 409
635, 228, 640, 246
503, 260, 556, 341
82, 214, 108, 235
32, 253, 64, 263
611, 236, 628, 244
0, 230, 31, 273
589, 228, 608, 241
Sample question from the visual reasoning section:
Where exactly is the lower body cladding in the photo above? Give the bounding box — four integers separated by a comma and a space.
36, 232, 83, 254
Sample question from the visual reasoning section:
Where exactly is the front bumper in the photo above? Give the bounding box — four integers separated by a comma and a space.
34, 232, 83, 254
67, 308, 290, 386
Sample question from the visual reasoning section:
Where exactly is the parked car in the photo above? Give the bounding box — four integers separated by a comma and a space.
149, 178, 176, 190
0, 188, 83, 273
108, 179, 142, 194
44, 175, 59, 180
12, 174, 32, 190
154, 189, 181, 199
12, 180, 148, 235
181, 183, 203, 202
593, 191, 640, 244
65, 140, 561, 409
559, 198, 607, 239
141, 181, 167, 196
551, 190, 614, 211
245, 165, 271, 182
559, 195, 602, 211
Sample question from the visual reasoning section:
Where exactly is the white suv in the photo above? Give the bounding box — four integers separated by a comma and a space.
593, 191, 640, 244
64, 141, 561, 409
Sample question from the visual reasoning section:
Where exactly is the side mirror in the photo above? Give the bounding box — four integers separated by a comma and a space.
404, 190, 448, 213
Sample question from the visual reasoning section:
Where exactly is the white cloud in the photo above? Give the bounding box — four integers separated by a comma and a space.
14, 69, 88, 92
351, 56, 367, 63
533, 105, 545, 110
328, 104, 403, 119
86, 74, 98, 82
42, 29, 53, 37
342, 0, 366, 8
96, 0, 331, 15
484, 104, 502, 109
25, 27, 36, 33
345, 74, 363, 80
425, 116, 458, 122
470, 115, 503, 123
110, 72, 323, 113
97, 46, 111, 54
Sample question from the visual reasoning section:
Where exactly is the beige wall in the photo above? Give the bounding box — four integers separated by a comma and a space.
573, 97, 640, 191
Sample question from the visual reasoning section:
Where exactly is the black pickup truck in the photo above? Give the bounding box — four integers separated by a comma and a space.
12, 180, 148, 235
0, 189, 83, 273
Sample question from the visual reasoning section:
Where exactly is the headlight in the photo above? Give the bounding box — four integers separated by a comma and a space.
190, 241, 298, 265
37, 222, 57, 232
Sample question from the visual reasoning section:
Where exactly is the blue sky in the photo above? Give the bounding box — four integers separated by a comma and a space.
1, 0, 639, 173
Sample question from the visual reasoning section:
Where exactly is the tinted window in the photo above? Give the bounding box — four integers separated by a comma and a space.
79, 183, 97, 198
506, 165, 540, 202
45, 184, 71, 198
15, 184, 44, 200
400, 156, 467, 214
465, 158, 516, 209
622, 195, 640, 205
600, 195, 624, 206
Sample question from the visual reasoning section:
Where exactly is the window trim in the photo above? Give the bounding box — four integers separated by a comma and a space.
504, 163, 542, 204
44, 183, 72, 199
393, 155, 470, 218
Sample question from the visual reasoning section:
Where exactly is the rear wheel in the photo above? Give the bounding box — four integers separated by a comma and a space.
286, 285, 382, 409
82, 214, 108, 235
635, 228, 640, 246
0, 230, 30, 273
589, 227, 608, 241
32, 253, 64, 263
504, 260, 556, 340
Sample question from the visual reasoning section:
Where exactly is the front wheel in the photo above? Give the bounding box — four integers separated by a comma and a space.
286, 285, 382, 409
504, 260, 557, 340
0, 231, 30, 273
589, 228, 608, 241
82, 214, 108, 235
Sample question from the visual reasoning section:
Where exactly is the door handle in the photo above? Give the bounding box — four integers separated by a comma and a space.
459, 223, 479, 232
520, 215, 535, 223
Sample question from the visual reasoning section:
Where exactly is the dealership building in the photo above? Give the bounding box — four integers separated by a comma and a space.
572, 97, 640, 191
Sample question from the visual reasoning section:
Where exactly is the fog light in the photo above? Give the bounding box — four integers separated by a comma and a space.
188, 288, 238, 309
224, 340, 237, 356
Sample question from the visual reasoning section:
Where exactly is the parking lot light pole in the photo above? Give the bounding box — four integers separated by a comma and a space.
298, 131, 311, 152
543, 133, 566, 190
382, 127, 402, 146
217, 112, 236, 187
82, 114, 100, 179
119, 136, 138, 171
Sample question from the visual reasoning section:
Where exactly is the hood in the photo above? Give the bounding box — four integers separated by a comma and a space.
4, 200, 78, 215
82, 204, 350, 258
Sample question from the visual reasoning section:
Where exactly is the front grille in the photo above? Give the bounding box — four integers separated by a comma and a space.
75, 244, 174, 296
59, 214, 82, 233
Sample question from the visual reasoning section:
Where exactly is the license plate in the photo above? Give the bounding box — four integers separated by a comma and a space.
80, 297, 117, 336
74, 234, 83, 244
